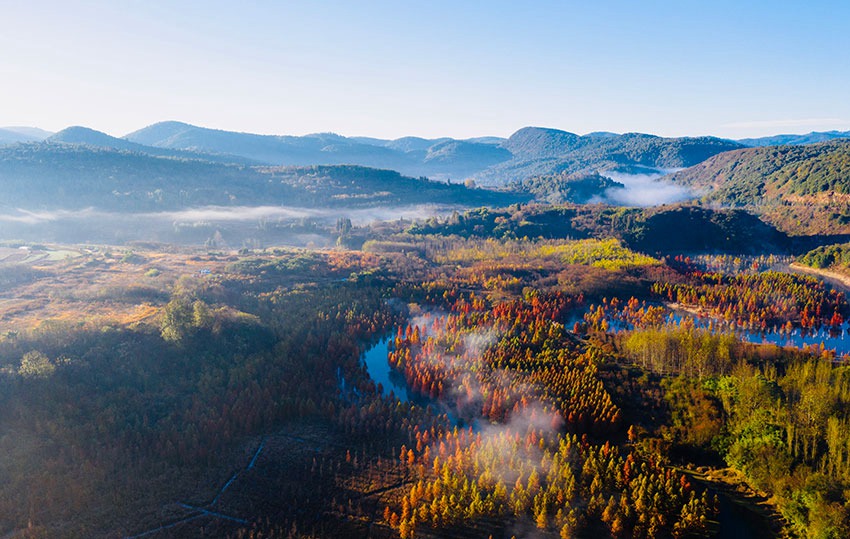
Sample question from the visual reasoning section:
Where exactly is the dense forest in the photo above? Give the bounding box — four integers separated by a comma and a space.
797, 243, 850, 274
405, 203, 789, 255
2, 214, 850, 538
509, 172, 624, 204
667, 140, 850, 235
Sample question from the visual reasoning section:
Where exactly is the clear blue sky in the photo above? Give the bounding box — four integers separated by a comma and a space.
2, 0, 848, 139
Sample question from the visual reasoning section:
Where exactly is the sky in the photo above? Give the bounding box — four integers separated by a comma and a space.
2, 0, 849, 140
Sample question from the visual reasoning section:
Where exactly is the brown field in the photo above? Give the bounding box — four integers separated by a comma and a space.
0, 244, 243, 333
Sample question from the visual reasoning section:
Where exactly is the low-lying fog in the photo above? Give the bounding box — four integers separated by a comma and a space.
0, 173, 695, 247
596, 170, 693, 206
0, 204, 464, 248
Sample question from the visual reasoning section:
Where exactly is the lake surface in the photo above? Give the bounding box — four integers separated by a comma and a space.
361, 332, 466, 428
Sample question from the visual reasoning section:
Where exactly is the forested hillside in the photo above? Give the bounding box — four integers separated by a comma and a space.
407, 203, 790, 255
0, 144, 518, 211
473, 128, 744, 185
797, 243, 850, 275
667, 140, 850, 235
509, 171, 624, 204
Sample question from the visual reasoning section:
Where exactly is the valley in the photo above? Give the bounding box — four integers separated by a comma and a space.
6, 1, 850, 536
2, 217, 850, 538
1, 122, 850, 539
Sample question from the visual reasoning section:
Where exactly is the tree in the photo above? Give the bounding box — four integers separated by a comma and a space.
336, 217, 352, 235
161, 296, 194, 342
192, 299, 213, 329
18, 350, 54, 378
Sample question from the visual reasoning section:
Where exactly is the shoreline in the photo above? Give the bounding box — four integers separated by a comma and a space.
788, 262, 850, 291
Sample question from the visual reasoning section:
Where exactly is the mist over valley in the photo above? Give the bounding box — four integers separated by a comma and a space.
3, 5, 850, 534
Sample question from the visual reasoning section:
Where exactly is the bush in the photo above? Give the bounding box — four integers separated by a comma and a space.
18, 350, 54, 378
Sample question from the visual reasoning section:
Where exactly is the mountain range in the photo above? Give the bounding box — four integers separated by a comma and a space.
474, 127, 744, 185
116, 122, 748, 183
48, 126, 260, 165
2, 121, 848, 186
0, 126, 54, 144
737, 130, 850, 147
3, 121, 850, 238
125, 121, 513, 179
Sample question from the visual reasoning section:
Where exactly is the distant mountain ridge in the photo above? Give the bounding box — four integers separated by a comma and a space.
2, 126, 53, 139
126, 121, 395, 166
125, 121, 511, 179
5, 121, 850, 186
0, 126, 53, 144
6, 120, 850, 201
471, 127, 745, 185
738, 130, 850, 147
124, 122, 743, 184
48, 126, 260, 165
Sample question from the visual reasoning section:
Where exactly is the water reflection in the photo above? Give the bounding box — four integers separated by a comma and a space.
573, 304, 850, 357
666, 309, 850, 356
362, 335, 412, 402
361, 332, 466, 427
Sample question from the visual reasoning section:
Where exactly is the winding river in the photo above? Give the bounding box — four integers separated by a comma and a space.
361, 335, 412, 402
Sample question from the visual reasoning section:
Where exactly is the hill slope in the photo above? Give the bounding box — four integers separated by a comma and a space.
797, 242, 850, 273
474, 127, 744, 185
0, 143, 518, 212
667, 140, 850, 235
0, 127, 50, 144
48, 126, 258, 164
509, 171, 625, 204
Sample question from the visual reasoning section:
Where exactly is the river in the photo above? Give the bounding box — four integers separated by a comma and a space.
360, 317, 787, 537
361, 335, 412, 403
667, 307, 850, 356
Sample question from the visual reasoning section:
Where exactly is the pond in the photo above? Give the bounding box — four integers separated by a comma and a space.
713, 489, 777, 539
738, 323, 850, 353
